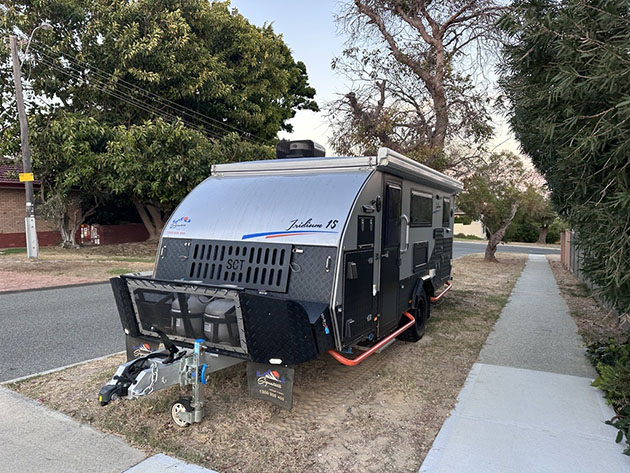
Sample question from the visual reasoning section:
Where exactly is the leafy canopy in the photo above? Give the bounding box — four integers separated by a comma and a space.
457, 152, 527, 236
0, 0, 317, 140
499, 0, 630, 313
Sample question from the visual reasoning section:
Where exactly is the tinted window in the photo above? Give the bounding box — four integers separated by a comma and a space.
442, 197, 451, 227
384, 184, 401, 247
410, 191, 432, 226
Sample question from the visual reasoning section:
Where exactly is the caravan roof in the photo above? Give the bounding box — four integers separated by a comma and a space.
212, 147, 463, 194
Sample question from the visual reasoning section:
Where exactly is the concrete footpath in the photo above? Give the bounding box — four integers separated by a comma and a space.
420, 255, 628, 473
0, 386, 217, 473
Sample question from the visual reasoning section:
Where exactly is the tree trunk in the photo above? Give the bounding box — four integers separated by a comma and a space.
537, 226, 549, 244
133, 199, 163, 241
484, 202, 520, 262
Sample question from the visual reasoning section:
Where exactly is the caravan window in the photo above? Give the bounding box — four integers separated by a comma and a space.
410, 191, 433, 227
442, 197, 451, 227
384, 183, 402, 247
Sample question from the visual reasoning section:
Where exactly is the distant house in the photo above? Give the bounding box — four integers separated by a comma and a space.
0, 163, 65, 248
1, 163, 150, 248
454, 207, 486, 239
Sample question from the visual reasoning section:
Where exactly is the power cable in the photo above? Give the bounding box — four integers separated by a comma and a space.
34, 54, 227, 141
30, 39, 273, 145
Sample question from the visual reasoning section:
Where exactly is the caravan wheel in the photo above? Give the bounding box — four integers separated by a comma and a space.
397, 288, 429, 342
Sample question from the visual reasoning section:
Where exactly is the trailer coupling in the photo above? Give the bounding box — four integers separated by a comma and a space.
99, 331, 242, 427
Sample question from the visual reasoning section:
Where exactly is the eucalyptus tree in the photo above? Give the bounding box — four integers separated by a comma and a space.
329, 0, 505, 172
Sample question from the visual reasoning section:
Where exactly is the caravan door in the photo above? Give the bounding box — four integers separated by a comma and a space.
379, 179, 402, 333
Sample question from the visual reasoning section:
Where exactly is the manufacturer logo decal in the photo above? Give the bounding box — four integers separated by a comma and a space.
257, 369, 285, 389
132, 343, 152, 358
170, 216, 191, 228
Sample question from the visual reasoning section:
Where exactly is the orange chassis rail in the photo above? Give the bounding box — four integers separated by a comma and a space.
328, 311, 415, 367
328, 281, 454, 366
430, 281, 452, 302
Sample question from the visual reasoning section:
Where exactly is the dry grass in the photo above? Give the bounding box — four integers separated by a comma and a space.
0, 242, 157, 281
9, 253, 526, 473
548, 256, 624, 344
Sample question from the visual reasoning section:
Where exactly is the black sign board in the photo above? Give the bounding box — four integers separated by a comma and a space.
125, 335, 160, 361
247, 362, 294, 410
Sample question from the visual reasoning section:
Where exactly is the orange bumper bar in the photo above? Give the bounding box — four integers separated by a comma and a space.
328, 312, 415, 367
430, 281, 452, 303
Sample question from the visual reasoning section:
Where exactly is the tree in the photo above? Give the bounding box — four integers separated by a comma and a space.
0, 0, 317, 140
499, 0, 630, 313
504, 186, 556, 244
30, 113, 110, 247
105, 120, 272, 240
457, 152, 528, 261
0, 0, 315, 241
329, 0, 503, 171
524, 187, 556, 244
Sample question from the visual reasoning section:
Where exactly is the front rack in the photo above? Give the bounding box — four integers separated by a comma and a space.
123, 275, 249, 355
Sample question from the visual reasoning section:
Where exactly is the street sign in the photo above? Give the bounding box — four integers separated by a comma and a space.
18, 172, 34, 182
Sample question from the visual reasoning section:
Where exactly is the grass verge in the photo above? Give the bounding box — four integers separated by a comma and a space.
548, 257, 623, 344
0, 242, 156, 285
8, 253, 526, 473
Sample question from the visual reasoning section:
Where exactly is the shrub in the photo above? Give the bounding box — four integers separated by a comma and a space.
587, 338, 630, 454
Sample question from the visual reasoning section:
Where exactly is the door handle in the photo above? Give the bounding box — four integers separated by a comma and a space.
382, 250, 390, 259
400, 214, 410, 254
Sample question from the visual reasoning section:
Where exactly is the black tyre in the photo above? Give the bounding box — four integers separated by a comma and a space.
170, 397, 193, 428
397, 287, 429, 342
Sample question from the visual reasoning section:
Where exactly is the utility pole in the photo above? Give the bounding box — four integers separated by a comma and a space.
9, 34, 39, 259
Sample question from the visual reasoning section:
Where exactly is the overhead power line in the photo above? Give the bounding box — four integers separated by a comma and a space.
34, 53, 227, 141
29, 39, 273, 146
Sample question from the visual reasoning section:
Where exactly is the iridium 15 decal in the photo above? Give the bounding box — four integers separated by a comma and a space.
242, 218, 339, 240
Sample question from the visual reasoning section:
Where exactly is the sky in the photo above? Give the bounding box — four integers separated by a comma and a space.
230, 0, 521, 156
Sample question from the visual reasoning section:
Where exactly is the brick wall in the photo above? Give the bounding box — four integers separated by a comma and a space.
1, 186, 150, 249
0, 187, 57, 233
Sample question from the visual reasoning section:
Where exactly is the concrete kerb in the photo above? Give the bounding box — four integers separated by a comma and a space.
0, 280, 108, 296
0, 351, 124, 386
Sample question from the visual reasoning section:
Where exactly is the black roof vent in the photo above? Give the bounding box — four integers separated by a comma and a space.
276, 140, 326, 159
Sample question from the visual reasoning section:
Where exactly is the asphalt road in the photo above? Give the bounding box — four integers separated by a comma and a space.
453, 241, 560, 259
0, 241, 560, 382
0, 283, 122, 382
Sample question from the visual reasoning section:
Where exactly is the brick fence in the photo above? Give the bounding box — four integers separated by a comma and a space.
1, 223, 149, 249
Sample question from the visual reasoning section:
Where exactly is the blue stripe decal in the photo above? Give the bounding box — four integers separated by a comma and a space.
242, 230, 338, 240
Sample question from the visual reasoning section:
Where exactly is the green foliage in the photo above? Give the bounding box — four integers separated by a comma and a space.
587, 338, 630, 454
454, 233, 485, 241
499, 0, 630, 314
0, 0, 317, 140
547, 219, 568, 244
31, 113, 110, 200
0, 247, 27, 254
454, 215, 473, 225
505, 185, 557, 243
0, 0, 314, 239
503, 219, 538, 243
457, 152, 527, 236
105, 119, 272, 215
